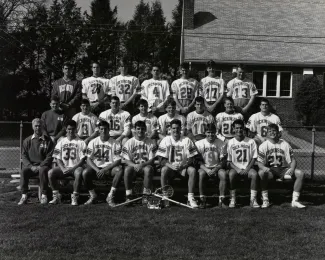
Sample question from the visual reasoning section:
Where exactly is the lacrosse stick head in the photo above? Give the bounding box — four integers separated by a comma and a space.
154, 185, 174, 198
147, 195, 162, 209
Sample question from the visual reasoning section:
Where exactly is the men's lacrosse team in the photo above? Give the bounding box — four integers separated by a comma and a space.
18, 59, 306, 209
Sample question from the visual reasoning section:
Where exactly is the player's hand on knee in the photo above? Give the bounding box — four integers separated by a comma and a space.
96, 169, 105, 179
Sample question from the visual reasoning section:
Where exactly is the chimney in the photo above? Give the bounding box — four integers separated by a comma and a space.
184, 0, 195, 29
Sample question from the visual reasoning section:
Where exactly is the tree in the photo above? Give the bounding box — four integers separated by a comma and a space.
294, 76, 325, 125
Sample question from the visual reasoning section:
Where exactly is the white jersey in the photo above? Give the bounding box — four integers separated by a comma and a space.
156, 136, 198, 164
195, 138, 227, 168
121, 137, 157, 164
53, 137, 87, 169
109, 75, 140, 103
99, 109, 131, 137
171, 78, 201, 109
226, 78, 258, 107
72, 112, 98, 138
86, 137, 121, 168
246, 112, 283, 139
200, 76, 225, 103
141, 78, 170, 112
158, 113, 186, 136
258, 139, 293, 168
227, 137, 257, 170
132, 113, 159, 137
186, 111, 215, 136
216, 112, 244, 138
82, 76, 110, 102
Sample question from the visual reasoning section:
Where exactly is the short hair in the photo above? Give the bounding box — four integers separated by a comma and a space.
166, 99, 176, 107
111, 96, 120, 103
32, 118, 43, 127
152, 64, 160, 70
237, 64, 246, 71
51, 96, 60, 103
81, 99, 90, 105
134, 120, 147, 130
92, 62, 100, 67
232, 119, 245, 128
169, 119, 181, 128
224, 97, 234, 104
97, 120, 110, 129
120, 57, 129, 66
137, 99, 148, 107
62, 62, 72, 68
65, 119, 77, 128
268, 123, 279, 132
180, 62, 189, 70
260, 98, 270, 105
195, 96, 205, 104
206, 123, 216, 133
206, 60, 216, 68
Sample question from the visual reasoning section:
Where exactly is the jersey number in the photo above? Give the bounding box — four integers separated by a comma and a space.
234, 87, 248, 98
94, 149, 110, 162
268, 155, 283, 167
170, 147, 183, 163
91, 83, 101, 94
133, 152, 149, 164
153, 87, 160, 98
180, 87, 193, 99
235, 149, 248, 163
81, 124, 89, 136
205, 87, 218, 100
261, 126, 268, 137
63, 147, 77, 160
118, 84, 131, 95
110, 119, 120, 131
193, 124, 205, 135
223, 123, 235, 135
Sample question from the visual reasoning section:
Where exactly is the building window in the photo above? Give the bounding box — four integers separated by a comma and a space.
253, 71, 292, 97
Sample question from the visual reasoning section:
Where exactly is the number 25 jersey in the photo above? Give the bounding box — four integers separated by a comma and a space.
121, 137, 157, 164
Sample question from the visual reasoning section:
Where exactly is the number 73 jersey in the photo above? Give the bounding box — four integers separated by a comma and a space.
227, 137, 257, 170
53, 137, 87, 169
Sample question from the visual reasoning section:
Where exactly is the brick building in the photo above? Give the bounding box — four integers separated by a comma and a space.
183, 0, 325, 124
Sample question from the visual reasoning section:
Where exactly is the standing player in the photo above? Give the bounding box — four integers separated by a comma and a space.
257, 124, 305, 208
51, 62, 82, 118
82, 62, 110, 115
132, 99, 159, 142
216, 97, 244, 142
140, 65, 171, 117
158, 99, 186, 140
156, 119, 199, 208
246, 98, 282, 146
109, 57, 140, 114
196, 124, 227, 208
82, 120, 123, 206
48, 120, 87, 206
99, 96, 131, 146
227, 64, 258, 114
227, 119, 259, 208
121, 121, 157, 204
72, 99, 99, 145
187, 96, 215, 142
200, 60, 225, 115
171, 62, 200, 115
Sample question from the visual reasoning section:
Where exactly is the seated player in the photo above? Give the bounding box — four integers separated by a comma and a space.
257, 124, 305, 208
200, 60, 225, 115
195, 123, 227, 208
158, 99, 186, 141
156, 119, 199, 208
171, 62, 200, 115
132, 99, 159, 143
48, 120, 87, 206
82, 120, 123, 206
72, 99, 99, 145
18, 118, 54, 205
216, 97, 244, 142
186, 96, 215, 142
140, 64, 171, 117
227, 119, 259, 208
246, 98, 282, 147
121, 121, 157, 204
99, 96, 131, 146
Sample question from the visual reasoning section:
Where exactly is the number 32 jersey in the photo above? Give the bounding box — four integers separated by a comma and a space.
86, 137, 121, 168
53, 137, 87, 169
121, 137, 157, 164
109, 75, 140, 103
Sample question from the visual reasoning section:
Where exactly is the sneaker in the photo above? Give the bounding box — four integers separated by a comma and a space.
218, 198, 228, 208
261, 199, 270, 208
199, 197, 207, 209
291, 200, 306, 208
18, 195, 28, 205
106, 194, 116, 207
84, 195, 97, 205
229, 198, 236, 208
49, 193, 61, 205
71, 193, 79, 206
250, 198, 260, 208
142, 195, 148, 206
40, 194, 48, 205
187, 198, 199, 208
162, 197, 170, 208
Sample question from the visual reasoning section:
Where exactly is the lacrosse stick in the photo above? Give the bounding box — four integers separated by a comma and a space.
113, 182, 144, 207
152, 185, 196, 209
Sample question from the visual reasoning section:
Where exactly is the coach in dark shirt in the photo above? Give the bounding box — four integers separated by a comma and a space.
18, 118, 54, 205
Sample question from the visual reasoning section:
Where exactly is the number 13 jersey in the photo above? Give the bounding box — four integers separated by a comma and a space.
226, 78, 258, 108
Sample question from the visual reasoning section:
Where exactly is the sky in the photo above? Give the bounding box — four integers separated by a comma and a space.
75, 0, 178, 22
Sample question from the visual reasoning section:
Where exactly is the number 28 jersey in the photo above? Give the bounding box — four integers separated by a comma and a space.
86, 137, 121, 168
227, 137, 257, 170
121, 137, 157, 164
171, 78, 200, 109
53, 137, 87, 169
82, 76, 110, 102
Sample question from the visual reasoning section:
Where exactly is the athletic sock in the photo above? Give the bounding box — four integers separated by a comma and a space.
53, 190, 59, 195
188, 193, 194, 200
219, 195, 225, 202
108, 187, 116, 197
262, 190, 269, 200
230, 190, 236, 199
126, 189, 133, 196
89, 189, 96, 197
143, 187, 151, 195
292, 191, 300, 202
250, 190, 257, 201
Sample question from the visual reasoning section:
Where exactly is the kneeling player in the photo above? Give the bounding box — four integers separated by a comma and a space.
257, 124, 305, 208
49, 120, 87, 205
196, 124, 227, 208
227, 119, 259, 208
156, 119, 199, 208
82, 120, 123, 206
121, 121, 157, 204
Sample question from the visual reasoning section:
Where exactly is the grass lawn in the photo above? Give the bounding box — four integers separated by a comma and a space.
1, 179, 325, 260
287, 128, 325, 148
